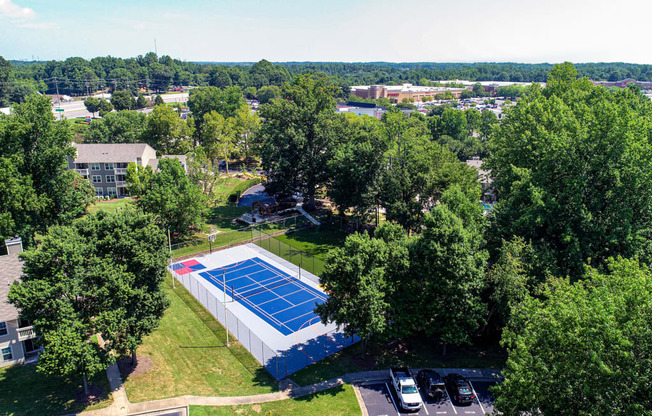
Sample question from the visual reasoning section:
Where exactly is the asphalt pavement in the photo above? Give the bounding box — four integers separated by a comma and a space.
359, 380, 497, 416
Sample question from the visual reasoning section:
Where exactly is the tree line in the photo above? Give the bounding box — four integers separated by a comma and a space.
5, 53, 652, 106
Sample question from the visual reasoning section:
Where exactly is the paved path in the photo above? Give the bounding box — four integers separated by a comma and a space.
296, 204, 321, 225
67, 368, 500, 416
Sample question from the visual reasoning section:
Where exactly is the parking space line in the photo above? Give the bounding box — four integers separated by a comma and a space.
469, 381, 485, 415
385, 383, 400, 416
443, 388, 457, 415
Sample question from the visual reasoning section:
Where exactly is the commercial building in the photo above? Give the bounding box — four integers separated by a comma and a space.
436, 80, 544, 96
0, 238, 40, 368
591, 78, 652, 89
68, 143, 187, 198
350, 84, 467, 102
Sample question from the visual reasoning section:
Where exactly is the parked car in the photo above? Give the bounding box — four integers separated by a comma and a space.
390, 367, 423, 411
443, 373, 475, 405
416, 369, 445, 399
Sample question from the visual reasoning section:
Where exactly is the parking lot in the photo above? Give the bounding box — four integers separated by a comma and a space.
359, 380, 496, 416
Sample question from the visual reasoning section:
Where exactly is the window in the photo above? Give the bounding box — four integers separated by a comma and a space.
95, 187, 103, 197
1, 347, 12, 361
104, 163, 114, 170
0, 322, 6, 336
105, 175, 115, 183
107, 187, 117, 197
136, 157, 142, 166
91, 163, 101, 171
92, 175, 102, 183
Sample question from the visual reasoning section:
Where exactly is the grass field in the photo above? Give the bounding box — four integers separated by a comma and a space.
189, 384, 360, 416
122, 277, 278, 403
87, 198, 133, 215
275, 224, 348, 260
0, 363, 112, 416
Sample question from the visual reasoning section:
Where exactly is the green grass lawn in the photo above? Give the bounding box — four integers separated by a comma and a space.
290, 337, 507, 387
122, 277, 278, 403
87, 198, 133, 215
189, 384, 360, 416
0, 363, 112, 416
275, 224, 348, 260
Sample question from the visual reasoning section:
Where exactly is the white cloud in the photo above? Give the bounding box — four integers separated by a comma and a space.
19, 21, 59, 30
0, 0, 35, 19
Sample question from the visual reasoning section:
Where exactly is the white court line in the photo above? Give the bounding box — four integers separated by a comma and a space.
469, 382, 485, 415
271, 295, 320, 315
385, 383, 401, 416
253, 257, 328, 302
444, 387, 457, 415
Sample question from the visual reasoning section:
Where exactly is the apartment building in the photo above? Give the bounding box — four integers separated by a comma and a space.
68, 143, 187, 198
0, 238, 40, 368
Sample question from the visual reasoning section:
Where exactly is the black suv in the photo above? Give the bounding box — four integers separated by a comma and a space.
416, 369, 445, 399
443, 373, 475, 405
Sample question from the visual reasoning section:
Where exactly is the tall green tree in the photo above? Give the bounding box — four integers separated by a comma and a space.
0, 95, 95, 246
142, 105, 194, 154
259, 74, 339, 208
409, 190, 488, 353
489, 62, 652, 278
187, 86, 246, 138
83, 110, 147, 144
111, 90, 134, 111
134, 158, 207, 238
8, 209, 168, 394
83, 97, 101, 117
495, 257, 652, 415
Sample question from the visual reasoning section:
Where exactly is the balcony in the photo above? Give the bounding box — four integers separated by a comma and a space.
17, 326, 36, 341
74, 168, 89, 176
115, 181, 127, 187
114, 168, 128, 175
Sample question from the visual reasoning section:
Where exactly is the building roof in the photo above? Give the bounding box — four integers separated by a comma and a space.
147, 155, 188, 171
466, 159, 493, 185
72, 143, 152, 163
0, 253, 22, 321
253, 197, 278, 208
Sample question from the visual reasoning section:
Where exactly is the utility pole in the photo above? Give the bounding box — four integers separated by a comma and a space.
54, 77, 61, 108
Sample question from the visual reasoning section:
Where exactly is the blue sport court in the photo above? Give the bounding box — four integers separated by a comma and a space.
168, 244, 359, 379
198, 257, 327, 336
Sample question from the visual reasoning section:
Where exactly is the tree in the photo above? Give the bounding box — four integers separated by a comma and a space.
83, 110, 147, 144
142, 105, 194, 154
0, 95, 95, 246
98, 99, 113, 117
136, 94, 148, 109
154, 95, 165, 106
188, 146, 227, 200
187, 86, 246, 138
231, 105, 262, 161
317, 224, 409, 347
134, 158, 207, 238
200, 111, 233, 170
257, 85, 281, 104
489, 63, 652, 279
0, 56, 12, 107
84, 97, 101, 117
243, 86, 257, 100
111, 90, 134, 111
8, 209, 169, 394
259, 74, 339, 208
495, 257, 652, 415
409, 190, 487, 353
150, 62, 174, 93
327, 113, 385, 218
125, 162, 154, 197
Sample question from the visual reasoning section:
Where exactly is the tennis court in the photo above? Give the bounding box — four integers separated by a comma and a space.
168, 244, 359, 379
197, 257, 326, 336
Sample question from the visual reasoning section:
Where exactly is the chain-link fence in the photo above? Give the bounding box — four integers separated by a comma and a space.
170, 214, 312, 260
170, 263, 358, 380
251, 229, 327, 277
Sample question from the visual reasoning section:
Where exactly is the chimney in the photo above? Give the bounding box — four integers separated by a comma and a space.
4, 237, 23, 255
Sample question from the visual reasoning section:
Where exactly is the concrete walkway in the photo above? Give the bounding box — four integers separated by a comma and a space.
296, 204, 321, 225
68, 368, 501, 416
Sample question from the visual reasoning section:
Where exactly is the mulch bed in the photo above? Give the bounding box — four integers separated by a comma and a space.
117, 356, 153, 378
74, 384, 106, 405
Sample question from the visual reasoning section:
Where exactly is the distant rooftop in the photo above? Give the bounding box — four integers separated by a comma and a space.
0, 253, 22, 321
72, 143, 151, 163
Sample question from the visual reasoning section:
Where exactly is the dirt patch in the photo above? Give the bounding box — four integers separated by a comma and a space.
251, 404, 262, 413
118, 356, 153, 378
74, 384, 106, 405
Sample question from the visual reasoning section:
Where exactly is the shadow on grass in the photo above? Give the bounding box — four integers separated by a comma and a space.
0, 362, 111, 416
293, 383, 346, 403
277, 224, 348, 259
208, 204, 251, 230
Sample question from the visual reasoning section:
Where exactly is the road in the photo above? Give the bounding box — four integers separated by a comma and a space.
48, 92, 189, 120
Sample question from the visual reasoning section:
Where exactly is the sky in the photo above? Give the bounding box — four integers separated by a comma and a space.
1, 0, 651, 63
